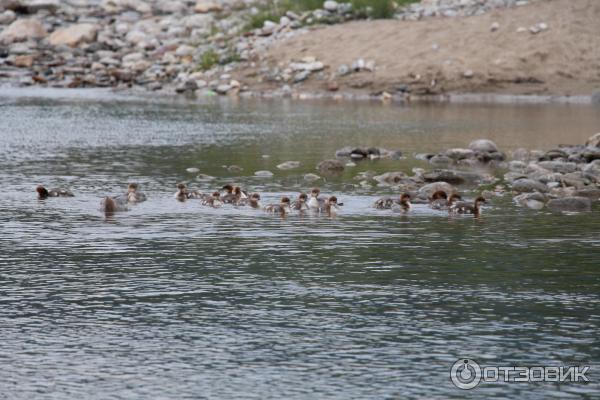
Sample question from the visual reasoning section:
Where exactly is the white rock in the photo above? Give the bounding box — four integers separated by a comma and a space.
48, 23, 98, 47
186, 167, 200, 173
0, 10, 16, 25
175, 44, 194, 57
323, 0, 338, 12
276, 161, 300, 170
490, 22, 500, 32
0, 18, 47, 43
193, 0, 222, 13
254, 170, 274, 177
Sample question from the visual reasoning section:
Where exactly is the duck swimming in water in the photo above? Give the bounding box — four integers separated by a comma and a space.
174, 183, 205, 202
100, 196, 128, 214
36, 185, 74, 199
392, 193, 412, 213
429, 190, 448, 210
374, 193, 410, 210
308, 188, 326, 211
291, 193, 309, 211
221, 184, 248, 204
264, 196, 291, 216
202, 191, 223, 208
125, 183, 147, 203
429, 191, 462, 210
247, 193, 262, 209
450, 196, 486, 216
323, 196, 340, 216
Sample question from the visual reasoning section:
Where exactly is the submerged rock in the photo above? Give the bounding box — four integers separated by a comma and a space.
547, 196, 592, 212
303, 173, 321, 182
317, 159, 344, 174
254, 170, 274, 177
276, 161, 300, 170
373, 171, 406, 185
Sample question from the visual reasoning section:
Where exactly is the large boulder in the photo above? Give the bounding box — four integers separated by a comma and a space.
547, 197, 592, 212
537, 161, 577, 174
48, 23, 98, 47
0, 18, 46, 43
468, 139, 499, 153
511, 178, 548, 193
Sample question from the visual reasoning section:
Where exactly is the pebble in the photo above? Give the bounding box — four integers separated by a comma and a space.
276, 161, 301, 170
254, 170, 274, 177
186, 167, 200, 173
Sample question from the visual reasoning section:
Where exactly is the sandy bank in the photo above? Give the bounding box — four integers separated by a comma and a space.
238, 0, 600, 98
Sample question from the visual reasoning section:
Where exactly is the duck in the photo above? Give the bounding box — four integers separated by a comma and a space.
125, 182, 147, 203
36, 185, 74, 199
264, 196, 291, 215
428, 190, 448, 210
291, 193, 309, 211
247, 193, 262, 209
221, 184, 248, 204
100, 196, 128, 214
374, 193, 409, 210
429, 191, 463, 210
174, 183, 205, 202
202, 191, 223, 208
450, 196, 486, 216
323, 196, 340, 216
392, 193, 412, 213
307, 187, 326, 211
174, 183, 189, 202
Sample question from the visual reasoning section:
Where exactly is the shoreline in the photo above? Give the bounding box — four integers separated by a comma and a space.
1, 84, 595, 106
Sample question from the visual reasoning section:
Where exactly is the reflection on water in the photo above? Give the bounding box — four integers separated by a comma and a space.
0, 89, 599, 399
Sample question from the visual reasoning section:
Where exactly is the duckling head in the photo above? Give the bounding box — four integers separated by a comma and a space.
128, 182, 139, 193
299, 193, 308, 202
36, 185, 49, 199
310, 188, 320, 198
430, 190, 447, 201
222, 184, 234, 194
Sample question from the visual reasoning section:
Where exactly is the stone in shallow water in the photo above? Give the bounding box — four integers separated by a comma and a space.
468, 139, 499, 153
511, 178, 548, 193
186, 167, 200, 173
513, 192, 547, 210
317, 159, 344, 174
276, 161, 300, 170
547, 196, 591, 212
303, 173, 321, 182
254, 170, 274, 177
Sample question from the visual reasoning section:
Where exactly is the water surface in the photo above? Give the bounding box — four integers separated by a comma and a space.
1, 89, 599, 399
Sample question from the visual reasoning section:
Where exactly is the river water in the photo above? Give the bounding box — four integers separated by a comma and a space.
1, 89, 599, 399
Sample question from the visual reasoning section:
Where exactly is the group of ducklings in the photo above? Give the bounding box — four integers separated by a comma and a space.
36, 184, 486, 217
374, 190, 487, 216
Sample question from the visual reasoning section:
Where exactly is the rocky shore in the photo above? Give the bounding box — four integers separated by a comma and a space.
310, 132, 600, 213
2, 0, 598, 100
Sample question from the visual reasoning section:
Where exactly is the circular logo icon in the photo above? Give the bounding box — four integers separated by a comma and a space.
450, 359, 482, 390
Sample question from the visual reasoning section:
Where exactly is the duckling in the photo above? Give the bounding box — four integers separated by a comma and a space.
202, 191, 223, 208
100, 196, 128, 214
120, 182, 147, 203
247, 193, 262, 209
323, 196, 340, 216
392, 193, 412, 213
374, 193, 408, 210
428, 190, 448, 210
291, 193, 309, 211
36, 185, 74, 199
264, 196, 291, 215
221, 184, 248, 204
450, 196, 486, 216
174, 183, 189, 202
307, 187, 326, 211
